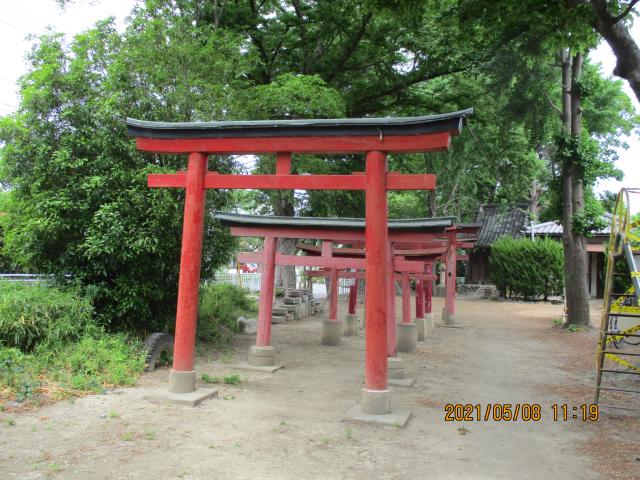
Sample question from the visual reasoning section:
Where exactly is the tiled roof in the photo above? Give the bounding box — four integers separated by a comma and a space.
523, 213, 612, 236
474, 204, 529, 247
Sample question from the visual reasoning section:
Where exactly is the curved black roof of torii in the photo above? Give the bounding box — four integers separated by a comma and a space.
126, 108, 473, 139
214, 212, 460, 232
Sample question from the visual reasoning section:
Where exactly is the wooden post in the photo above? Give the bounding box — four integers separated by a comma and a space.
364, 151, 388, 392
401, 271, 411, 324
425, 262, 433, 314
387, 243, 397, 357
170, 152, 207, 393
444, 232, 457, 321
329, 267, 339, 321
415, 278, 424, 319
348, 281, 358, 315
256, 236, 277, 347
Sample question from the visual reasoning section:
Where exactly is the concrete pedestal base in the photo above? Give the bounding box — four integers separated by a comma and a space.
441, 307, 457, 326
346, 405, 412, 427
387, 357, 405, 379
236, 362, 284, 373
248, 345, 276, 366
321, 319, 343, 346
360, 388, 391, 415
144, 388, 218, 407
272, 314, 286, 324
388, 357, 415, 386
169, 369, 196, 394
416, 317, 425, 341
425, 312, 434, 331
397, 322, 417, 353
344, 313, 358, 336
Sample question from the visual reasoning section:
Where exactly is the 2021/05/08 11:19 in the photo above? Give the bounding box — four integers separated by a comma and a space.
443, 403, 599, 422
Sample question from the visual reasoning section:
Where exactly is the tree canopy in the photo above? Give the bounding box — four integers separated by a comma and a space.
0, 0, 638, 330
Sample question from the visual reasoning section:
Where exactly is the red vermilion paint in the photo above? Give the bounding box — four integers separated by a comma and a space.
172, 153, 208, 372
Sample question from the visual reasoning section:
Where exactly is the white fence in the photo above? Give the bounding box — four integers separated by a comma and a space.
209, 271, 363, 301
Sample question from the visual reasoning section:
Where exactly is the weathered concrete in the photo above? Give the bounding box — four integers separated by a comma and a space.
271, 314, 286, 324
236, 362, 284, 373
343, 313, 358, 336
360, 388, 391, 415
387, 356, 405, 380
397, 322, 417, 353
321, 319, 344, 346
169, 370, 196, 394
425, 312, 434, 331
248, 345, 276, 366
346, 406, 412, 427
416, 318, 426, 341
144, 388, 218, 407
441, 307, 457, 326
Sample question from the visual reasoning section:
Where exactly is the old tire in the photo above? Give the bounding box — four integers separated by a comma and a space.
143, 333, 174, 372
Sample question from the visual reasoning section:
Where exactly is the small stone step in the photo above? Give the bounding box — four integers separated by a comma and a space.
272, 314, 286, 324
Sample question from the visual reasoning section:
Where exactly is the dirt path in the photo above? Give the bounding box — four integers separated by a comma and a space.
1, 297, 638, 479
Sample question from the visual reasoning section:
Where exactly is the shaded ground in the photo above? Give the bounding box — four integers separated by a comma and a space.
1, 297, 638, 479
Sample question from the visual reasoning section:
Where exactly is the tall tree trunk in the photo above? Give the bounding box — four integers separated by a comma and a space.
561, 50, 591, 327
272, 190, 297, 289
590, 0, 640, 103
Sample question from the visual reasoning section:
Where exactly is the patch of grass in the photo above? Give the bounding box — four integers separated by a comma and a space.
219, 351, 233, 364
5, 417, 16, 426
144, 431, 156, 440
201, 373, 220, 384
198, 284, 258, 345
121, 431, 134, 442
345, 427, 353, 440
223, 394, 235, 400
0, 333, 144, 404
108, 411, 119, 419
47, 463, 62, 473
565, 324, 589, 332
222, 374, 242, 385
552, 318, 565, 328
0, 282, 93, 351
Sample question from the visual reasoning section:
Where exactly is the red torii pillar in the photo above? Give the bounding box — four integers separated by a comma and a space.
397, 271, 417, 353
424, 262, 434, 333
345, 277, 360, 336
415, 278, 425, 341
442, 230, 458, 325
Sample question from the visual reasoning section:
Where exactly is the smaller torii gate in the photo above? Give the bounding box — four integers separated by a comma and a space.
127, 109, 472, 418
215, 213, 478, 360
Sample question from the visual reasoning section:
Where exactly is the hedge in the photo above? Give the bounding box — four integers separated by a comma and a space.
489, 236, 564, 300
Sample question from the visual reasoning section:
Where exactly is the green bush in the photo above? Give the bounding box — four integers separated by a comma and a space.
198, 284, 258, 344
489, 236, 564, 300
0, 282, 93, 351
0, 332, 144, 402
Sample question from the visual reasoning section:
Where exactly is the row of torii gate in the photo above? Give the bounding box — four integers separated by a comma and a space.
127, 108, 474, 419
216, 212, 477, 354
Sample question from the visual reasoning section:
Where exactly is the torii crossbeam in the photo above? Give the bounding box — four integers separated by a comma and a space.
127, 108, 472, 416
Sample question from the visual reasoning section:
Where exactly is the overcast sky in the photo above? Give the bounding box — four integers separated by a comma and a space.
0, 0, 638, 211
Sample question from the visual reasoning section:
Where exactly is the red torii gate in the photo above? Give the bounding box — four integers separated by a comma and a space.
127, 109, 472, 417
215, 213, 456, 355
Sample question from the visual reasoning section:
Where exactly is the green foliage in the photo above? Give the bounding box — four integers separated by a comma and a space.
489, 237, 564, 300
0, 21, 237, 333
223, 373, 242, 385
0, 282, 93, 352
0, 332, 144, 402
200, 373, 220, 384
42, 333, 144, 391
197, 284, 257, 344
245, 73, 345, 119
